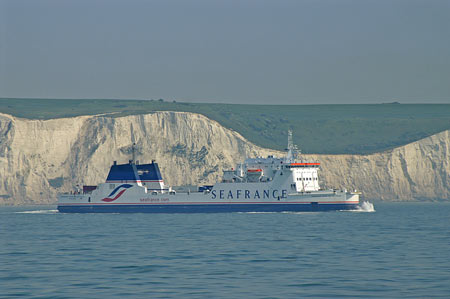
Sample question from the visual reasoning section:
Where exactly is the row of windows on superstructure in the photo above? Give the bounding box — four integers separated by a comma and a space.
296, 177, 317, 181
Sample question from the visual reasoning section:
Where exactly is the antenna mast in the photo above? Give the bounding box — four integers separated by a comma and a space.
286, 130, 294, 162
131, 142, 136, 163
285, 130, 300, 163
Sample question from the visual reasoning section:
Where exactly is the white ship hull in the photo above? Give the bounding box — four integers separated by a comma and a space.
58, 184, 359, 213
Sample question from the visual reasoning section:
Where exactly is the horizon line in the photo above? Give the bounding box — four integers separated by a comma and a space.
1, 97, 448, 106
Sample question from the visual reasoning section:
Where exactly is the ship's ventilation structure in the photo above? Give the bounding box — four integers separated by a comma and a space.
102, 123, 168, 193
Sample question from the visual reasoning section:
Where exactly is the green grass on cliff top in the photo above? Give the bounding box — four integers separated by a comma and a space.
0, 98, 449, 155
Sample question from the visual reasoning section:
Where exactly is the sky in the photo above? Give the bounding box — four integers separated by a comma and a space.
1, 0, 449, 104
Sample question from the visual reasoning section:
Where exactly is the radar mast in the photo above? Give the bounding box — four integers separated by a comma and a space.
285, 130, 300, 163
286, 130, 294, 162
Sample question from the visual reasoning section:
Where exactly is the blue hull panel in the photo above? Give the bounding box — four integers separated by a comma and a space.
58, 203, 359, 213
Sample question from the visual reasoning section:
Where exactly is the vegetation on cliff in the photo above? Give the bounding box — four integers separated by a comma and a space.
1, 98, 449, 154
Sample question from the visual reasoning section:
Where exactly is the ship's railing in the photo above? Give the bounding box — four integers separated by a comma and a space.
286, 162, 320, 168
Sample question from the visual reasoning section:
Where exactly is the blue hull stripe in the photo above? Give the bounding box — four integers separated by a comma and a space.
58, 203, 359, 213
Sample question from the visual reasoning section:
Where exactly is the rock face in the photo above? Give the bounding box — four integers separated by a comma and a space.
305, 129, 450, 201
0, 112, 448, 204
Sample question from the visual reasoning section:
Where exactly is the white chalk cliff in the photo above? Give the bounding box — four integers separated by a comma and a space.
0, 112, 448, 204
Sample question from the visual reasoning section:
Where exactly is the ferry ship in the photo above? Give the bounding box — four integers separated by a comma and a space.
57, 132, 360, 213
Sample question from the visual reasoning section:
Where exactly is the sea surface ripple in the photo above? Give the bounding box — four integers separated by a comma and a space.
0, 202, 449, 298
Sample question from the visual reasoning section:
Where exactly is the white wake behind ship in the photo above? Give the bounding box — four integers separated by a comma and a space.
58, 132, 360, 213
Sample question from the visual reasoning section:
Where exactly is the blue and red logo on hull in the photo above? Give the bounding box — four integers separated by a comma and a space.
102, 184, 133, 202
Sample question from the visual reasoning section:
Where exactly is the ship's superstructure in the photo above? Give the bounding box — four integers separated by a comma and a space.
58, 132, 360, 213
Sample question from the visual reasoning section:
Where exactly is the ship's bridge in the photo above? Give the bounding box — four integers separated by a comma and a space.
223, 155, 321, 192
222, 131, 322, 191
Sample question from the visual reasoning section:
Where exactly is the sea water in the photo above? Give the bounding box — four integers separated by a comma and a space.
0, 202, 448, 298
